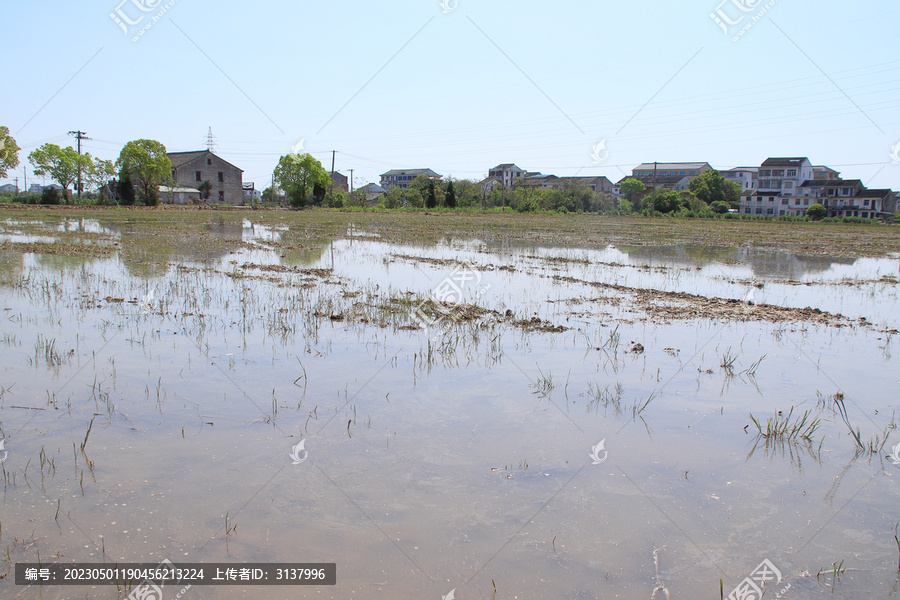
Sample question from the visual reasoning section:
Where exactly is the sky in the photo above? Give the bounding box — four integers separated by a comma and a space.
2, 0, 900, 192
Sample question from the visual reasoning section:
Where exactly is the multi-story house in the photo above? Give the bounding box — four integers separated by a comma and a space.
618, 162, 712, 192
329, 171, 348, 193
812, 165, 840, 180
487, 164, 527, 188
721, 167, 757, 192
799, 179, 895, 219
742, 157, 814, 216
168, 150, 244, 204
379, 168, 441, 190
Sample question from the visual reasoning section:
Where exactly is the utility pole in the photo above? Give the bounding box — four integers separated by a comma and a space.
13, 177, 18, 195
330, 150, 337, 193
651, 161, 657, 218
68, 130, 90, 198
349, 169, 354, 193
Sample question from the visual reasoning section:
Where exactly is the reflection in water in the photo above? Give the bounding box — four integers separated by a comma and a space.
0, 217, 897, 599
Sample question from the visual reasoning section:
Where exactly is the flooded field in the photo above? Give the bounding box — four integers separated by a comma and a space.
1, 208, 899, 600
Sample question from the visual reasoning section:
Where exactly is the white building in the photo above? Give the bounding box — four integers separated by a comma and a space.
721, 167, 757, 192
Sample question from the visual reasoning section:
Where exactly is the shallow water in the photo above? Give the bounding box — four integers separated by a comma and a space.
0, 216, 899, 599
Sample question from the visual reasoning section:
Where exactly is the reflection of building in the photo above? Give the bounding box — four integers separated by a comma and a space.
168, 150, 244, 204
379, 168, 441, 190
622, 245, 856, 280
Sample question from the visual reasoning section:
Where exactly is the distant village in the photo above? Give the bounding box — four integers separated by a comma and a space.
3, 148, 896, 220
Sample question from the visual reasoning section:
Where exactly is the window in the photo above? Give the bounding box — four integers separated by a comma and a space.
195, 171, 202, 181
864, 199, 870, 206
779, 210, 785, 215
784, 181, 793, 188
755, 208, 762, 214
768, 196, 774, 202
171, 169, 176, 178
690, 171, 696, 176
766, 208, 774, 215
787, 169, 797, 177
794, 199, 800, 206
680, 171, 686, 176
218, 190, 224, 202
772, 169, 784, 176
803, 198, 809, 206
781, 198, 788, 205
218, 172, 224, 182
207, 158, 212, 165
760, 170, 771, 177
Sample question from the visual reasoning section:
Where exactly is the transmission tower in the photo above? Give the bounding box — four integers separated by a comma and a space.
206, 127, 217, 153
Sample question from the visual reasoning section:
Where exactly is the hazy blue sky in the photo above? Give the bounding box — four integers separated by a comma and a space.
3, 0, 899, 191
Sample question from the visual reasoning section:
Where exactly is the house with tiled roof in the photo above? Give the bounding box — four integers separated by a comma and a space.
487, 164, 527, 188
618, 162, 712, 192
167, 150, 244, 204
379, 168, 441, 190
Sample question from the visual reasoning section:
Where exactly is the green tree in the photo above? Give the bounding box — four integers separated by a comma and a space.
0, 126, 21, 178
426, 181, 437, 209
409, 174, 434, 196
641, 189, 683, 214
261, 187, 279, 204
274, 153, 330, 208
116, 173, 136, 205
709, 200, 730, 214
445, 180, 457, 209
198, 180, 212, 200
40, 187, 61, 205
688, 170, 742, 208
618, 178, 646, 208
117, 139, 171, 206
806, 203, 826, 220
28, 144, 91, 203
89, 157, 117, 203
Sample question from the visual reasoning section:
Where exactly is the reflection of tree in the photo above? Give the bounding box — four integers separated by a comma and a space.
34, 253, 95, 272
281, 242, 328, 267
0, 250, 24, 282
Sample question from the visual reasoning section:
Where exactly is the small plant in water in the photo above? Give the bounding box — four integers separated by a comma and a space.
750, 407, 821, 443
